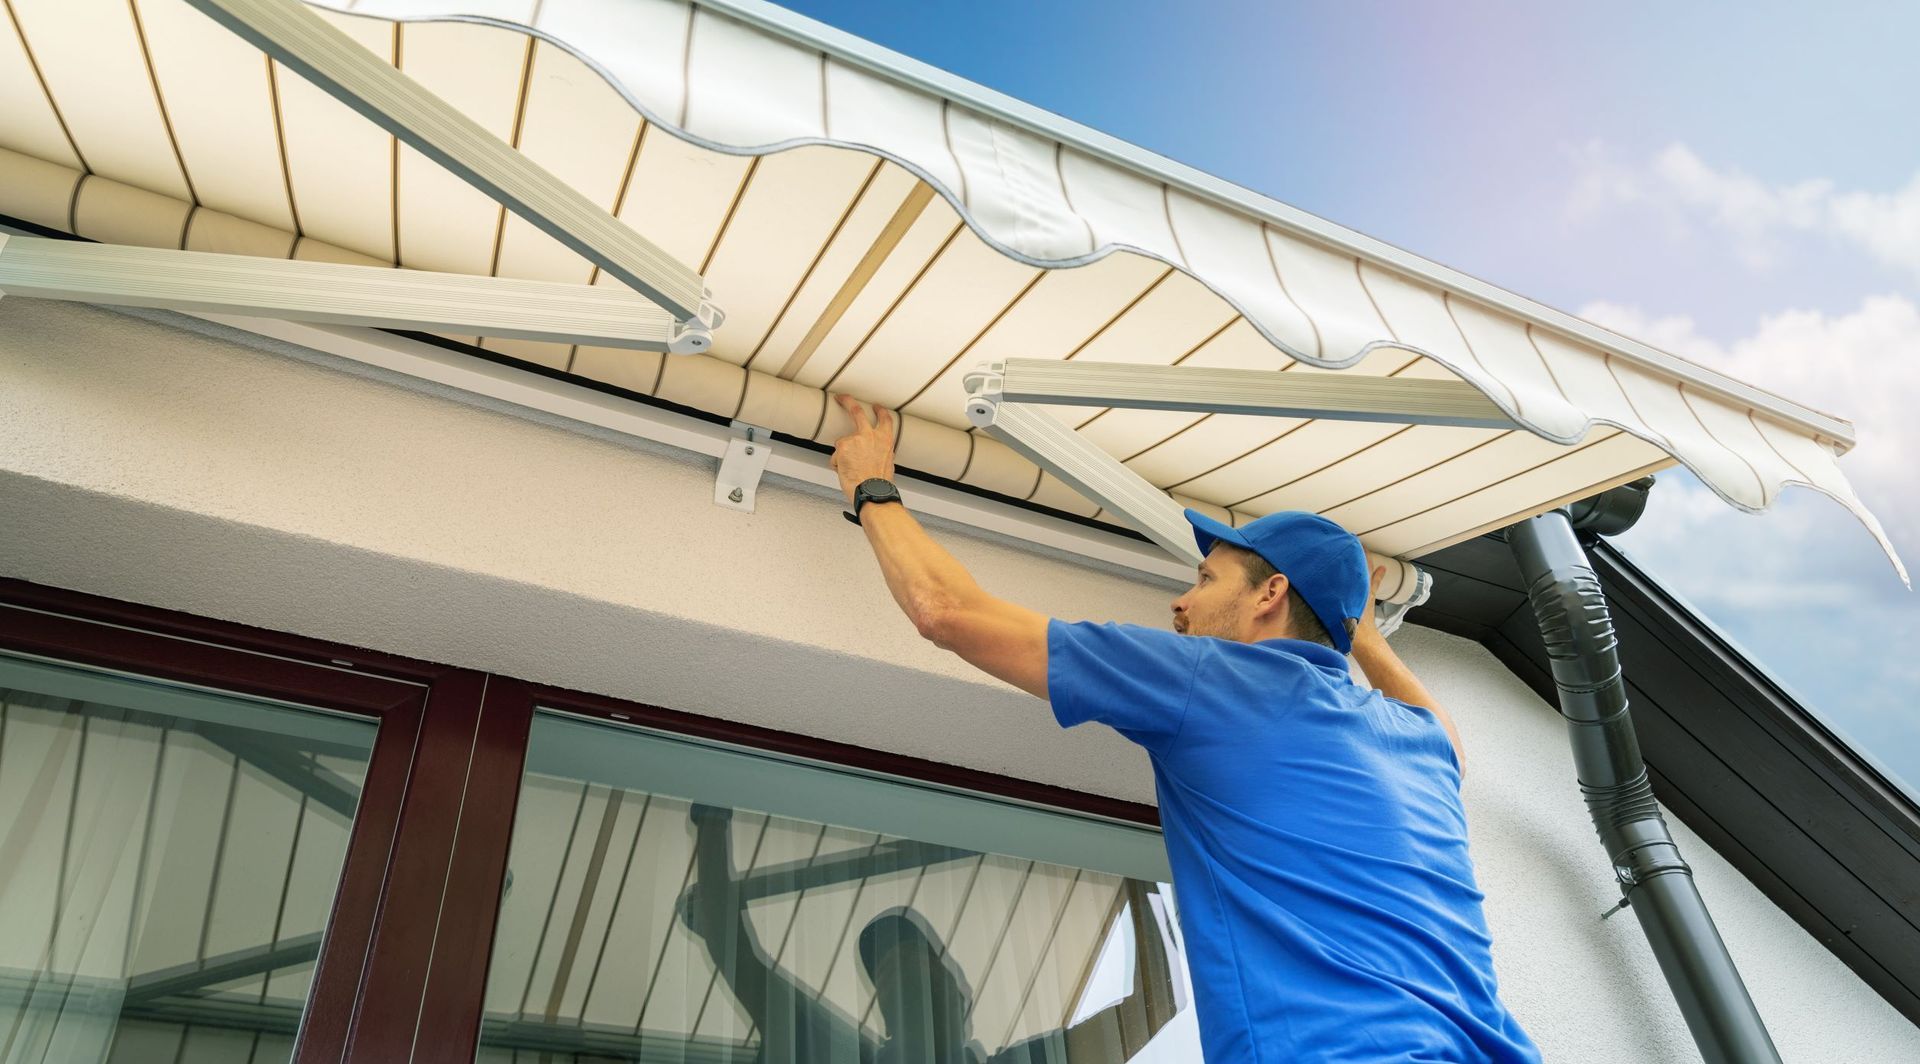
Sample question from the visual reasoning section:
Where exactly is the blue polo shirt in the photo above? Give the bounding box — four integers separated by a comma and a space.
1047, 620, 1538, 1064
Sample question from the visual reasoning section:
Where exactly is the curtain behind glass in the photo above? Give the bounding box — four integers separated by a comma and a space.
0, 662, 375, 1064
476, 714, 1191, 1062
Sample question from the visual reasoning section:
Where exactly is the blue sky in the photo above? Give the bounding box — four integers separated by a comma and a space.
772, 0, 1920, 792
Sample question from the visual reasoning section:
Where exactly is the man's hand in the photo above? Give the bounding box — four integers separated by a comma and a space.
829, 394, 896, 506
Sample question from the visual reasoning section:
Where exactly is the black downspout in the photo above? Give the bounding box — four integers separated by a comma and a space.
1506, 499, 1781, 1064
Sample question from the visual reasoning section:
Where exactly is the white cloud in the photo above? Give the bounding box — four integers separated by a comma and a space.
1580, 294, 1920, 558
1569, 142, 1920, 280
1829, 176, 1920, 281
1610, 467, 1920, 787
1562, 146, 1920, 790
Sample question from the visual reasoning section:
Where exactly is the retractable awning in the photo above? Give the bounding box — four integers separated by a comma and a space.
0, 0, 1902, 579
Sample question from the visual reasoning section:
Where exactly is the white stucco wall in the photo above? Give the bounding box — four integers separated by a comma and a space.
3, 298, 1915, 1061
1403, 624, 1920, 1063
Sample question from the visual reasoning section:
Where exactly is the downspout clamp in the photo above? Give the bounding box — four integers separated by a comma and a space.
1506, 478, 1781, 1064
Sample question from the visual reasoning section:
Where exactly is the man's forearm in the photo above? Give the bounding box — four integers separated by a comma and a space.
854, 501, 1052, 699
857, 502, 988, 637
1352, 626, 1466, 775
830, 396, 1051, 697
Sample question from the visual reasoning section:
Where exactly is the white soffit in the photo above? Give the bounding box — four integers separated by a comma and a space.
0, 0, 1901, 577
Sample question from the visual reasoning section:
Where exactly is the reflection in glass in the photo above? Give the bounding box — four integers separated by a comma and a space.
0, 657, 377, 1064
477, 714, 1192, 1063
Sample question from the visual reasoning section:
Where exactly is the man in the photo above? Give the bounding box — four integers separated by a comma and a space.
829, 395, 1539, 1063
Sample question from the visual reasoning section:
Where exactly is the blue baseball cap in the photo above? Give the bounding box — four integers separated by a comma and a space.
1184, 509, 1371, 653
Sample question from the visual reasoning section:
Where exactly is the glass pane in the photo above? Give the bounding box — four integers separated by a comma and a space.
0, 655, 379, 1064
476, 712, 1198, 1062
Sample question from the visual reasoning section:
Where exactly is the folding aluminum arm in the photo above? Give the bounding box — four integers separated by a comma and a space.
181, 0, 717, 345
0, 0, 712, 353
964, 362, 1432, 620
968, 382, 1207, 566
965, 357, 1502, 614
977, 358, 1519, 429
0, 235, 692, 351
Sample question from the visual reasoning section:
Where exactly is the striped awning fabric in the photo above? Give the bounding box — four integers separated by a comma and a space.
0, 0, 1901, 576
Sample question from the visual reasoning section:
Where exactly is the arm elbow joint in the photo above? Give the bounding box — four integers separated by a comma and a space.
913, 612, 953, 649
909, 600, 960, 649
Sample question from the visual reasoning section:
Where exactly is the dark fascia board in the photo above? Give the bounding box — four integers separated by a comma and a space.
1411, 533, 1920, 1028
1588, 542, 1920, 853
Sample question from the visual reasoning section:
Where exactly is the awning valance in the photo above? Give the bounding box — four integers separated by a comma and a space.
0, 0, 1900, 578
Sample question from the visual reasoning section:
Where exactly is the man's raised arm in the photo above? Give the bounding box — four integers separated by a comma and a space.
829, 395, 1051, 700
1351, 568, 1466, 777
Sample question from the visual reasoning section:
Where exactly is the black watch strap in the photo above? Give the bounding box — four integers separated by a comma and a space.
846, 478, 903, 524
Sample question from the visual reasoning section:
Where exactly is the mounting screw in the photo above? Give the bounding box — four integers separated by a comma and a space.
728, 487, 744, 503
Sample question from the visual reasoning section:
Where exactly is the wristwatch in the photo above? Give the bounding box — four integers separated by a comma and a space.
845, 477, 904, 525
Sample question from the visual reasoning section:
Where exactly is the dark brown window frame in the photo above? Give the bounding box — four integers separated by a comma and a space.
0, 576, 1157, 1063
0, 578, 534, 1064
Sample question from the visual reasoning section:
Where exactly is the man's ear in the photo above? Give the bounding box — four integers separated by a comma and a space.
1253, 572, 1290, 620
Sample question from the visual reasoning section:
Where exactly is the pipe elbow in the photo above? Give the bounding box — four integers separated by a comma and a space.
1527, 565, 1622, 680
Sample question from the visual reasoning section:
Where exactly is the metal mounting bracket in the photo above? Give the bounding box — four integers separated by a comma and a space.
714, 422, 774, 513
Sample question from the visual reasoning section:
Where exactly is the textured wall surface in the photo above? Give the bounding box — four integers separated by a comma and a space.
0, 297, 1171, 799
3, 298, 1915, 1061
1396, 624, 1920, 1062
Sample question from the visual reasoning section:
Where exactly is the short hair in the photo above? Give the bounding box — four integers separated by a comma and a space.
1233, 547, 1337, 649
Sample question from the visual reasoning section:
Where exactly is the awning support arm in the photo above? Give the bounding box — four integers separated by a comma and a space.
964, 363, 1431, 621
0, 235, 699, 352
181, 0, 719, 351
980, 358, 1520, 429
1506, 505, 1781, 1064
967, 369, 1204, 566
